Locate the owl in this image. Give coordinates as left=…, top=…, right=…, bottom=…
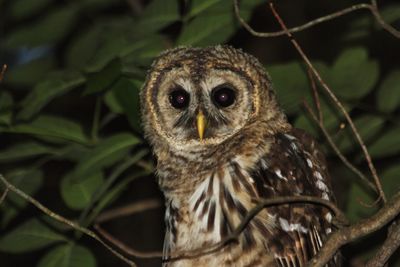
left=140, top=46, right=340, bottom=267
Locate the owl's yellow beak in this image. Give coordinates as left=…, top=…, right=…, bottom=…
left=196, top=110, right=206, bottom=140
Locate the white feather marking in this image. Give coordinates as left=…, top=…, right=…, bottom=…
left=326, top=227, right=332, bottom=234
left=314, top=171, right=323, bottom=180
left=314, top=225, right=323, bottom=247
left=275, top=169, right=288, bottom=181
left=316, top=180, right=329, bottom=192
left=260, top=158, right=268, bottom=170
left=279, top=218, right=308, bottom=233
left=306, top=158, right=313, bottom=168
left=284, top=134, right=296, bottom=140
left=325, top=212, right=333, bottom=222
left=322, top=192, right=330, bottom=200
left=291, top=143, right=298, bottom=151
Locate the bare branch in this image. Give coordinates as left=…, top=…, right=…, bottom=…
left=233, top=0, right=371, bottom=37
left=267, top=2, right=387, bottom=204
left=95, top=195, right=345, bottom=262
left=306, top=69, right=323, bottom=122
left=309, top=192, right=400, bottom=267
left=95, top=199, right=162, bottom=223
left=303, top=101, right=377, bottom=193
left=369, top=0, right=400, bottom=38
left=365, top=222, right=400, bottom=267
left=94, top=224, right=164, bottom=258
left=0, top=187, right=9, bottom=205
left=164, top=196, right=346, bottom=262
left=233, top=0, right=400, bottom=39
left=0, top=174, right=137, bottom=267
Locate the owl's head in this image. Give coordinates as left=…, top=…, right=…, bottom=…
left=140, top=46, right=285, bottom=154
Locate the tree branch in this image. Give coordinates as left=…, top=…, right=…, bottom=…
left=95, top=198, right=161, bottom=223
left=266, top=2, right=387, bottom=204
left=309, top=192, right=400, bottom=267
left=365, top=221, right=400, bottom=267
left=0, top=174, right=137, bottom=267
left=233, top=0, right=400, bottom=39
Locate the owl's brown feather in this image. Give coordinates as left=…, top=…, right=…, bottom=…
left=140, top=46, right=340, bottom=266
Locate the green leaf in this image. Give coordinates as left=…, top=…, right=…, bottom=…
left=84, top=60, right=121, bottom=95
left=188, top=0, right=221, bottom=18
left=346, top=182, right=376, bottom=223
left=84, top=38, right=125, bottom=73
left=381, top=164, right=400, bottom=200
left=177, top=0, right=262, bottom=46
left=120, top=35, right=167, bottom=67
left=268, top=62, right=310, bottom=115
left=61, top=172, right=104, bottom=210
left=0, top=91, right=13, bottom=126
left=108, top=78, right=142, bottom=131
left=85, top=169, right=150, bottom=225
left=66, top=26, right=103, bottom=68
left=335, top=115, right=385, bottom=153
left=177, top=1, right=232, bottom=46
left=4, top=5, right=80, bottom=47
left=294, top=93, right=351, bottom=139
left=328, top=47, right=379, bottom=99
left=0, top=142, right=56, bottom=162
left=377, top=70, right=400, bottom=113
left=368, top=126, right=400, bottom=158
left=0, top=169, right=43, bottom=227
left=38, top=244, right=96, bottom=267
left=380, top=4, right=400, bottom=25
left=0, top=218, right=66, bottom=253
left=104, top=91, right=123, bottom=114
left=17, top=70, right=85, bottom=120
left=9, top=0, right=52, bottom=20
left=9, top=115, right=89, bottom=144
left=135, top=0, right=180, bottom=32
left=71, top=133, right=140, bottom=180
left=5, top=57, right=55, bottom=87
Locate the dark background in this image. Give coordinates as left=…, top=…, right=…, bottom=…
left=0, top=0, right=399, bottom=266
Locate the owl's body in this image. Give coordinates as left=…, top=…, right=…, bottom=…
left=141, top=46, right=339, bottom=266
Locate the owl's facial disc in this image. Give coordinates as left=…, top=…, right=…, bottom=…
left=152, top=67, right=255, bottom=149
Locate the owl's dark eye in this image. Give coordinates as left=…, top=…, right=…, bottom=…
left=211, top=85, right=236, bottom=108
left=169, top=88, right=190, bottom=109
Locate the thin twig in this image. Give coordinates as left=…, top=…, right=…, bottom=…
left=0, top=187, right=9, bottom=205
left=79, top=150, right=149, bottom=226
left=0, top=174, right=137, bottom=267
left=307, top=69, right=323, bottom=122
left=267, top=2, right=387, bottom=204
left=95, top=199, right=162, bottom=223
left=369, top=0, right=400, bottom=38
left=233, top=0, right=400, bottom=39
left=95, top=224, right=164, bottom=258
left=365, top=222, right=400, bottom=267
left=94, top=195, right=345, bottom=261
left=309, top=192, right=400, bottom=267
left=233, top=0, right=371, bottom=37
left=164, top=195, right=347, bottom=262
left=303, top=101, right=377, bottom=193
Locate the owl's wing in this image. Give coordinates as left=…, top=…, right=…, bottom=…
left=249, top=128, right=339, bottom=267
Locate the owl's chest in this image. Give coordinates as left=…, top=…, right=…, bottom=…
left=162, top=159, right=277, bottom=266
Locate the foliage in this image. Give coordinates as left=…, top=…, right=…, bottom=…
left=0, top=0, right=399, bottom=266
